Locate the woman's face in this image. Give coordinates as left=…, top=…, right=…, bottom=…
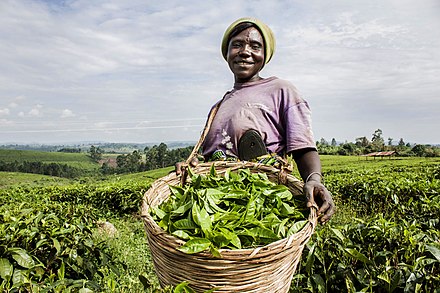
left=227, top=27, right=265, bottom=83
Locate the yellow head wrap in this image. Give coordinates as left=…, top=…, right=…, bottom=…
left=221, top=17, right=276, bottom=65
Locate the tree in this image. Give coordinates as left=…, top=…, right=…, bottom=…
left=355, top=137, right=369, bottom=148
left=388, top=137, right=393, bottom=146
left=337, top=142, right=358, bottom=155
left=398, top=138, right=405, bottom=147
left=331, top=138, right=337, bottom=146
left=411, top=144, right=426, bottom=157
left=115, top=150, right=143, bottom=173
left=371, top=129, right=385, bottom=151
left=157, top=143, right=168, bottom=167
left=88, top=145, right=103, bottom=162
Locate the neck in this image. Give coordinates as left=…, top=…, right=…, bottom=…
left=235, top=75, right=263, bottom=83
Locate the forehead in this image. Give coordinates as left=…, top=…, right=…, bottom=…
left=230, top=27, right=264, bottom=43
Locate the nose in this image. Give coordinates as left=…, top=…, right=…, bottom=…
left=238, top=44, right=251, bottom=56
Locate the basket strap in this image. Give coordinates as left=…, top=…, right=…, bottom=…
left=185, top=92, right=230, bottom=164
left=180, top=92, right=229, bottom=186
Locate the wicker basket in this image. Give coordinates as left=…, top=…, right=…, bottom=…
left=140, top=160, right=317, bottom=292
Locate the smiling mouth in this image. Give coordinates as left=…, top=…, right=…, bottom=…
left=235, top=61, right=254, bottom=66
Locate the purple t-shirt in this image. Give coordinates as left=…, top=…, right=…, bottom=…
left=202, top=76, right=316, bottom=159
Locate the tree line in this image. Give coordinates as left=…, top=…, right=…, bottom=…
left=0, top=161, right=82, bottom=178
left=100, top=143, right=193, bottom=174
left=317, top=129, right=439, bottom=157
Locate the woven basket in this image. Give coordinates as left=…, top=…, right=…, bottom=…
left=140, top=160, right=317, bottom=293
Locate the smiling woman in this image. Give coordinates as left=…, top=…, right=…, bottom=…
left=194, top=17, right=336, bottom=224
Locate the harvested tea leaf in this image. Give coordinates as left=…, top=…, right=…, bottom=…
left=150, top=167, right=308, bottom=253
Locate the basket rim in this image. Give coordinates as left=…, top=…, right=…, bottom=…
left=141, top=160, right=317, bottom=257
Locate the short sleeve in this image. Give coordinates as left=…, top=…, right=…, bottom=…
left=284, top=101, right=317, bottom=153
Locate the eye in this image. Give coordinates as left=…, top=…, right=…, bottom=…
left=251, top=43, right=262, bottom=50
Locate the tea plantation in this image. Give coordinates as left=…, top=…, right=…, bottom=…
left=1, top=156, right=439, bottom=292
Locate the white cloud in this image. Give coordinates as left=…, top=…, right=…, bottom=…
left=61, top=109, right=76, bottom=118
left=0, top=108, right=10, bottom=116
left=0, top=118, right=13, bottom=126
left=28, top=105, right=43, bottom=117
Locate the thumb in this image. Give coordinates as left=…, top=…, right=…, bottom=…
left=304, top=183, right=315, bottom=206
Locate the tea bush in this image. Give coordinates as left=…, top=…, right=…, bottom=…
left=292, top=161, right=440, bottom=292
left=0, top=202, right=121, bottom=292
left=2, top=157, right=439, bottom=292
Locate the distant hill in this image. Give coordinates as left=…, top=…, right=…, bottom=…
left=0, top=141, right=196, bottom=153
left=0, top=149, right=99, bottom=172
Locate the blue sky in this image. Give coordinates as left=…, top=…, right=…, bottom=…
left=1, top=0, right=439, bottom=145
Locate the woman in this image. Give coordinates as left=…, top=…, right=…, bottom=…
left=182, top=17, right=335, bottom=224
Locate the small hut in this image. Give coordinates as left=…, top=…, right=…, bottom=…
left=362, top=151, right=397, bottom=160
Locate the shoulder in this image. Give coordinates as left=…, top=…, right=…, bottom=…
left=266, top=77, right=305, bottom=103
left=267, top=77, right=299, bottom=90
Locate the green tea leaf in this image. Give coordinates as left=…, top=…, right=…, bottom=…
left=0, top=258, right=12, bottom=280
left=426, top=243, right=440, bottom=261
left=287, top=220, right=308, bottom=236
left=312, top=274, right=325, bottom=292
left=330, top=228, right=345, bottom=242
left=173, top=218, right=198, bottom=230
left=178, top=238, right=211, bottom=254
left=305, top=243, right=316, bottom=274
left=174, top=281, right=196, bottom=293
left=247, top=227, right=278, bottom=240
left=52, top=237, right=61, bottom=254
left=198, top=208, right=212, bottom=235
left=280, top=202, right=296, bottom=215
left=172, top=230, right=191, bottom=240
left=209, top=164, right=217, bottom=177
left=57, top=261, right=65, bottom=280
left=344, top=248, right=372, bottom=264
left=9, top=248, right=35, bottom=269
left=12, top=269, right=25, bottom=286
left=169, top=185, right=186, bottom=198
left=171, top=201, right=193, bottom=217
left=152, top=207, right=166, bottom=219
left=209, top=245, right=222, bottom=258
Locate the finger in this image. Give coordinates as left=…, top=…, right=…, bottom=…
left=190, top=157, right=199, bottom=167
left=319, top=204, right=336, bottom=224
left=317, top=198, right=330, bottom=216
left=175, top=163, right=181, bottom=175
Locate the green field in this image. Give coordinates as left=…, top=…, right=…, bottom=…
left=0, top=149, right=100, bottom=171
left=0, top=171, right=73, bottom=189
left=1, top=155, right=439, bottom=292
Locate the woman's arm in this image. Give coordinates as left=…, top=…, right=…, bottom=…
left=290, top=148, right=336, bottom=224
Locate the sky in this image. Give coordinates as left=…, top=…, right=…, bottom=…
left=1, top=0, right=439, bottom=145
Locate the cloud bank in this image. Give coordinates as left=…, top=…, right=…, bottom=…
left=0, top=0, right=439, bottom=144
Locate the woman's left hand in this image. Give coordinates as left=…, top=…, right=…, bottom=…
left=304, top=180, right=336, bottom=224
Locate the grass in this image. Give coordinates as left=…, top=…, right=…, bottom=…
left=95, top=216, right=158, bottom=292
